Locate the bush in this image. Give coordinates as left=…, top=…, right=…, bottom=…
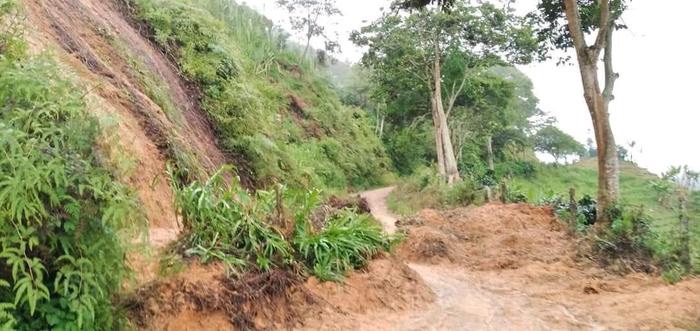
left=503, top=183, right=528, bottom=203
left=387, top=166, right=483, bottom=215
left=171, top=167, right=396, bottom=280
left=294, top=209, right=398, bottom=281
left=0, top=57, right=140, bottom=329
left=495, top=160, right=538, bottom=179
left=172, top=167, right=293, bottom=271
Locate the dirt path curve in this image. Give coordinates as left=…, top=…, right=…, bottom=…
left=359, top=187, right=601, bottom=331
left=360, top=187, right=398, bottom=234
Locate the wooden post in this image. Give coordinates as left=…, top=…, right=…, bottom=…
left=500, top=182, right=507, bottom=204
left=569, top=188, right=577, bottom=226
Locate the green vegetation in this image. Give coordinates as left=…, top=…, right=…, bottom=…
left=0, top=4, right=140, bottom=328
left=170, top=167, right=397, bottom=281
left=294, top=209, right=398, bottom=281
left=387, top=166, right=483, bottom=216
left=515, top=160, right=700, bottom=273
left=128, top=0, right=392, bottom=190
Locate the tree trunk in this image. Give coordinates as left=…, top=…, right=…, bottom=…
left=432, top=93, right=446, bottom=177
left=579, top=61, right=619, bottom=226
left=432, top=41, right=460, bottom=184
left=486, top=135, right=494, bottom=171
left=378, top=115, right=385, bottom=138
left=563, top=0, right=619, bottom=226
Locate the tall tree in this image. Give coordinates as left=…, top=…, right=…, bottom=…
left=276, top=0, right=341, bottom=59
left=353, top=1, right=537, bottom=183
left=534, top=0, right=628, bottom=225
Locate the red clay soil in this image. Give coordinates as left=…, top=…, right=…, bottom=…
left=390, top=203, right=700, bottom=330
left=128, top=256, right=434, bottom=331
left=23, top=0, right=231, bottom=249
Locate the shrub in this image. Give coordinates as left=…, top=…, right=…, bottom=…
left=172, top=167, right=293, bottom=271
left=0, top=57, right=140, bottom=329
left=504, top=183, right=528, bottom=203
left=293, top=209, right=398, bottom=281
left=171, top=166, right=397, bottom=280
left=387, top=166, right=484, bottom=215
left=495, top=160, right=538, bottom=179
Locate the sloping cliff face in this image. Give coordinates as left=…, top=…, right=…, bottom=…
left=24, top=0, right=230, bottom=243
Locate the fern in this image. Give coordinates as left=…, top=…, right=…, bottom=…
left=0, top=53, right=140, bottom=329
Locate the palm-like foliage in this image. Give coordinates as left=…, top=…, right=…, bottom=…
left=294, top=209, right=399, bottom=281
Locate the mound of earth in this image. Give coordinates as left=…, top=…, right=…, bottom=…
left=397, top=204, right=569, bottom=270
left=393, top=203, right=700, bottom=330
left=126, top=255, right=434, bottom=331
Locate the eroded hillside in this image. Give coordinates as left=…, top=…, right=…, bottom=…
left=25, top=0, right=230, bottom=245
left=23, top=0, right=391, bottom=244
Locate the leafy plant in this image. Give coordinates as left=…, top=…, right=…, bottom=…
left=172, top=167, right=293, bottom=272
left=294, top=209, right=398, bottom=281
left=171, top=165, right=397, bottom=281
left=0, top=55, right=140, bottom=329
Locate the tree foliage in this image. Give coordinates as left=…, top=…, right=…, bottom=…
left=353, top=0, right=540, bottom=181
left=276, top=0, right=342, bottom=58
left=533, top=125, right=585, bottom=163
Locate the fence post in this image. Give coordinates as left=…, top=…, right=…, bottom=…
left=500, top=182, right=507, bottom=204
left=569, top=188, right=577, bottom=226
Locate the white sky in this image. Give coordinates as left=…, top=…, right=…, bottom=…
left=247, top=0, right=700, bottom=175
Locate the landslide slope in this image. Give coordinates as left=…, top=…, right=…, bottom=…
left=23, top=0, right=391, bottom=245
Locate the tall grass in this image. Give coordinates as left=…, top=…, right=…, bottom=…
left=518, top=161, right=700, bottom=274
left=294, top=209, right=399, bottom=281
left=172, top=167, right=292, bottom=271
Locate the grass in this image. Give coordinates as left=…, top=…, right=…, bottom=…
left=387, top=166, right=485, bottom=216
left=126, top=0, right=393, bottom=191
left=170, top=166, right=397, bottom=280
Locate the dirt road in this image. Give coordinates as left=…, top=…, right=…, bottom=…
left=359, top=187, right=700, bottom=331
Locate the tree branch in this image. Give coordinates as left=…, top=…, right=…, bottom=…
left=563, top=0, right=588, bottom=52
left=445, top=67, right=470, bottom=118
left=592, top=0, right=611, bottom=52
left=602, top=25, right=617, bottom=103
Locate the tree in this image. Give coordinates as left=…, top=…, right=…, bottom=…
left=353, top=1, right=538, bottom=184
left=533, top=125, right=585, bottom=164
left=276, top=0, right=341, bottom=59
left=534, top=0, right=628, bottom=225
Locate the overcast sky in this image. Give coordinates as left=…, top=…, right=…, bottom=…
left=247, top=0, right=700, bottom=175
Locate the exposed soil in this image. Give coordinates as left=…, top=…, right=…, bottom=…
left=127, top=256, right=434, bottom=331
left=23, top=0, right=232, bottom=250
left=353, top=187, right=700, bottom=330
